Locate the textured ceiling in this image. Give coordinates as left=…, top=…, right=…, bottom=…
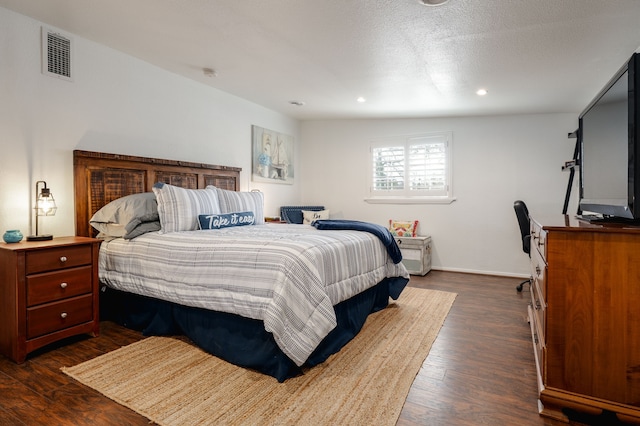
left=2, top=0, right=640, bottom=120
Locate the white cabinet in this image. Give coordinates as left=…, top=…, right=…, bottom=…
left=395, top=236, right=432, bottom=276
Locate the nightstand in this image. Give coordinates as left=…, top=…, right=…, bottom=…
left=0, top=236, right=101, bottom=363
left=395, top=236, right=432, bottom=276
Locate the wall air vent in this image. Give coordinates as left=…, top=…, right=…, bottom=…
left=41, top=27, right=73, bottom=81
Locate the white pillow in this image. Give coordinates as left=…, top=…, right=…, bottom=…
left=152, top=183, right=220, bottom=233
left=212, top=187, right=265, bottom=225
left=302, top=209, right=330, bottom=225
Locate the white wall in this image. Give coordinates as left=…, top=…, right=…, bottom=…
left=300, top=114, right=580, bottom=276
left=0, top=7, right=300, bottom=238
left=1, top=6, right=582, bottom=278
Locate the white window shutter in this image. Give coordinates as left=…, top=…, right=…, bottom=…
left=369, top=132, right=452, bottom=200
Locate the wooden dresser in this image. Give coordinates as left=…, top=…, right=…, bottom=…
left=528, top=215, right=640, bottom=423
left=0, top=236, right=101, bottom=362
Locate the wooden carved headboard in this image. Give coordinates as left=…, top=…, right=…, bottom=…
left=73, top=150, right=242, bottom=237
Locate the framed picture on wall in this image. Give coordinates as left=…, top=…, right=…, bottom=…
left=252, top=125, right=294, bottom=184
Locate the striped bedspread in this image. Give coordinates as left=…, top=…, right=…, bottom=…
left=99, top=223, right=409, bottom=366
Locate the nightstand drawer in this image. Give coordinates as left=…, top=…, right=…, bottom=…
left=26, top=266, right=93, bottom=307
left=25, top=245, right=92, bottom=274
left=26, top=294, right=94, bottom=339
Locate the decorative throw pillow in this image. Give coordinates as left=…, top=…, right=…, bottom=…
left=198, top=211, right=255, bottom=230
left=90, top=192, right=159, bottom=237
left=302, top=209, right=330, bottom=225
left=212, top=187, right=265, bottom=225
left=388, top=219, right=419, bottom=237
left=153, top=183, right=220, bottom=233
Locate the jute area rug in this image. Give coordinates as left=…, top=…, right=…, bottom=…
left=62, top=287, right=456, bottom=426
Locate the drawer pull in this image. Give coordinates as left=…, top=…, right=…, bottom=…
left=60, top=312, right=68, bottom=319
left=60, top=282, right=68, bottom=289
left=60, top=256, right=68, bottom=263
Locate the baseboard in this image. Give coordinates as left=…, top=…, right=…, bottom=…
left=431, top=266, right=529, bottom=279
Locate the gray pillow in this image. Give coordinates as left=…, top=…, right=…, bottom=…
left=90, top=192, right=159, bottom=237
left=124, top=221, right=161, bottom=239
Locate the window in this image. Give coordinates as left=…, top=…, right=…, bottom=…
left=367, top=131, right=454, bottom=204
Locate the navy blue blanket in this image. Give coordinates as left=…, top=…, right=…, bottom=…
left=312, top=219, right=403, bottom=264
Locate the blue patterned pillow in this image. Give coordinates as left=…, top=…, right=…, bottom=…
left=198, top=211, right=255, bottom=230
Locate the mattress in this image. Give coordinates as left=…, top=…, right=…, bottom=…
left=99, top=223, right=409, bottom=366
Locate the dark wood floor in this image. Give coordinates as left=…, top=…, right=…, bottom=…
left=0, top=271, right=631, bottom=425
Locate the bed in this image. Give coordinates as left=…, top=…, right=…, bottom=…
left=74, top=150, right=409, bottom=381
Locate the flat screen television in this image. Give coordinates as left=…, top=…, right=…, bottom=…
left=579, top=52, right=640, bottom=222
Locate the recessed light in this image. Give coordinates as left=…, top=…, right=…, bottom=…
left=357, top=97, right=366, bottom=103
left=419, top=0, right=450, bottom=5
left=203, top=68, right=217, bottom=77
left=476, top=89, right=488, bottom=96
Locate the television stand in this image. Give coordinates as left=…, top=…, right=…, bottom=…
left=529, top=215, right=640, bottom=423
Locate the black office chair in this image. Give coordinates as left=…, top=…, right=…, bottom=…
left=513, top=200, right=532, bottom=292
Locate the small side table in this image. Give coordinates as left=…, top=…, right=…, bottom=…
left=395, top=236, right=432, bottom=276
left=0, top=236, right=101, bottom=363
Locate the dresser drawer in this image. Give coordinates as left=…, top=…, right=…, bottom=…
left=25, top=245, right=92, bottom=275
left=530, top=242, right=547, bottom=303
left=26, top=294, right=94, bottom=339
left=530, top=276, right=546, bottom=345
left=26, top=266, right=93, bottom=307
left=528, top=303, right=545, bottom=365
left=530, top=221, right=547, bottom=261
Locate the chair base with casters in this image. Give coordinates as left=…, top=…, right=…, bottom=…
left=516, top=278, right=531, bottom=292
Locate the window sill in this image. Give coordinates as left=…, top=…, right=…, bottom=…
left=364, top=196, right=456, bottom=205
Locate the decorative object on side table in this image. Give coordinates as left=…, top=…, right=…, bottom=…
left=388, top=219, right=419, bottom=237
left=3, top=229, right=23, bottom=243
left=264, top=216, right=283, bottom=223
left=27, top=180, right=57, bottom=241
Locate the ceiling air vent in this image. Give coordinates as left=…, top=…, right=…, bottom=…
left=41, top=27, right=73, bottom=81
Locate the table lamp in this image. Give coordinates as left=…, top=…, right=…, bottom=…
left=27, top=180, right=57, bottom=241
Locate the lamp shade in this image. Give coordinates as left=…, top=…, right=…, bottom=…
left=27, top=180, right=56, bottom=241
left=35, top=187, right=57, bottom=216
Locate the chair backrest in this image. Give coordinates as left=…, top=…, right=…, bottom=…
left=280, top=205, right=325, bottom=224
left=513, top=200, right=531, bottom=255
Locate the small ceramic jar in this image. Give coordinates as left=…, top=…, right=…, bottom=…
left=3, top=229, right=23, bottom=243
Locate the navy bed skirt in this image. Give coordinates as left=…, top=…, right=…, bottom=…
left=100, top=276, right=408, bottom=382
